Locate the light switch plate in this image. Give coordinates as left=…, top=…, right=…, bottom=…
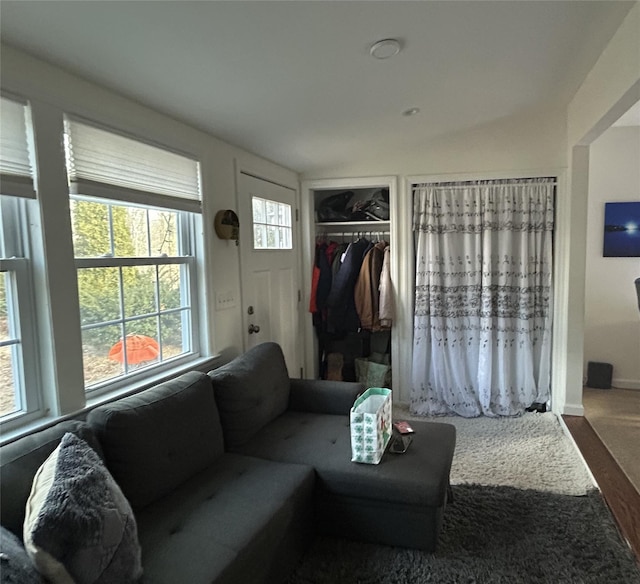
left=215, top=290, right=236, bottom=310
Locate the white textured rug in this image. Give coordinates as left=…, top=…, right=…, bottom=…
left=395, top=406, right=595, bottom=495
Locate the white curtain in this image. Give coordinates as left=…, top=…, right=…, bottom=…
left=411, top=179, right=554, bottom=417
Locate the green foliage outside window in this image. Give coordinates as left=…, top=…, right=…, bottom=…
left=72, top=199, right=184, bottom=355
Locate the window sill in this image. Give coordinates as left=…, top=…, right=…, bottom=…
left=84, top=354, right=221, bottom=409
left=0, top=354, right=221, bottom=446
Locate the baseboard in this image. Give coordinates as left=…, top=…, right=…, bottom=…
left=562, top=403, right=585, bottom=416
left=611, top=379, right=640, bottom=390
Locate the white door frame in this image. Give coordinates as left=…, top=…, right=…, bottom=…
left=300, top=176, right=403, bottom=395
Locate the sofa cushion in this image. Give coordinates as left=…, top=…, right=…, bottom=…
left=135, top=453, right=315, bottom=584
left=232, top=412, right=456, bottom=508
left=23, top=433, right=142, bottom=584
left=0, top=420, right=102, bottom=539
left=0, top=526, right=45, bottom=584
left=88, top=371, right=223, bottom=510
left=208, top=342, right=290, bottom=449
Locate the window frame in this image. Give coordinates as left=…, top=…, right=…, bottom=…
left=0, top=196, right=42, bottom=426
left=0, top=98, right=212, bottom=440
left=71, top=197, right=201, bottom=396
left=63, top=117, right=205, bottom=397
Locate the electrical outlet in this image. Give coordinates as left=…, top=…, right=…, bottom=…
left=215, top=290, right=236, bottom=310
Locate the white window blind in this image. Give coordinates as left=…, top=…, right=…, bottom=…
left=0, top=96, right=36, bottom=199
left=64, top=118, right=202, bottom=213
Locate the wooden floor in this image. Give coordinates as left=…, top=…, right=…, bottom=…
left=563, top=415, right=640, bottom=561
left=583, top=387, right=640, bottom=493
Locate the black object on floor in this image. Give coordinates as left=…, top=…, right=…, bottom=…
left=586, top=361, right=613, bottom=389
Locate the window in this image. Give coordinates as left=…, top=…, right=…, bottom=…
left=252, top=196, right=292, bottom=249
left=64, top=118, right=202, bottom=392
left=0, top=96, right=39, bottom=421
left=0, top=214, right=28, bottom=418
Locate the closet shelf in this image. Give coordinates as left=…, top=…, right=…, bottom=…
left=315, top=220, right=390, bottom=228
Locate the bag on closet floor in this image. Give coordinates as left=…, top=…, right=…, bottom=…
left=355, top=357, right=390, bottom=388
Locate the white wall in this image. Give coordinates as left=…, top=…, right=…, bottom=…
left=301, top=3, right=640, bottom=417
left=302, top=87, right=569, bottom=410
left=302, top=106, right=567, bottom=180
left=585, top=126, right=640, bottom=389
left=4, top=2, right=638, bottom=418
left=559, top=3, right=640, bottom=415
left=0, top=45, right=299, bottom=419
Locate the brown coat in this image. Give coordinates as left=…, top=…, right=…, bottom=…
left=354, top=242, right=388, bottom=331
left=379, top=245, right=393, bottom=328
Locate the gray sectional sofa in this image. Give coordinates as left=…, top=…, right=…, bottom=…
left=0, top=342, right=456, bottom=584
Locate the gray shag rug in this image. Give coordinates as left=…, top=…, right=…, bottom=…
left=395, top=408, right=595, bottom=495
left=287, top=485, right=640, bottom=584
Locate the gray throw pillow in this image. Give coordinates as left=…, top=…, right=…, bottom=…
left=23, top=432, right=142, bottom=584
left=0, top=526, right=44, bottom=584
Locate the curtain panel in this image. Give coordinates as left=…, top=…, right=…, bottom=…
left=411, top=179, right=554, bottom=417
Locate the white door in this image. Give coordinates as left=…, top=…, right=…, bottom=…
left=237, top=172, right=301, bottom=376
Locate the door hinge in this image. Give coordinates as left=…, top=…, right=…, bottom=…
left=295, top=208, right=299, bottom=221
left=298, top=289, right=302, bottom=302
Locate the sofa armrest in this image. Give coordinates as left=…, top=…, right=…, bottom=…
left=288, top=378, right=365, bottom=415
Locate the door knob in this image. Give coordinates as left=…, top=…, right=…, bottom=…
left=248, top=324, right=261, bottom=334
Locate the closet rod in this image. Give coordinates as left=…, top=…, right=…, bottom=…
left=413, top=181, right=557, bottom=189
left=320, top=232, right=390, bottom=237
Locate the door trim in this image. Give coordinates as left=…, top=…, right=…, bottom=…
left=300, top=176, right=401, bottom=393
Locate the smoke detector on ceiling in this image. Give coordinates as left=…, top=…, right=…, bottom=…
left=369, top=39, right=402, bottom=60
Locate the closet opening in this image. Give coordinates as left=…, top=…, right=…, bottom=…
left=409, top=177, right=556, bottom=417
left=309, top=187, right=393, bottom=388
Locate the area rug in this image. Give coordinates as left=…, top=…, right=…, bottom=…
left=395, top=407, right=595, bottom=495
left=287, top=484, right=640, bottom=584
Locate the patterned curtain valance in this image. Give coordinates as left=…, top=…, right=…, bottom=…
left=412, top=178, right=555, bottom=234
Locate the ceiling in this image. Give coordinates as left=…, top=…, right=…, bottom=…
left=0, top=1, right=635, bottom=174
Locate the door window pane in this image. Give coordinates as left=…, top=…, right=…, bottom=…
left=252, top=197, right=292, bottom=250
left=254, top=224, right=266, bottom=249
left=252, top=198, right=265, bottom=223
